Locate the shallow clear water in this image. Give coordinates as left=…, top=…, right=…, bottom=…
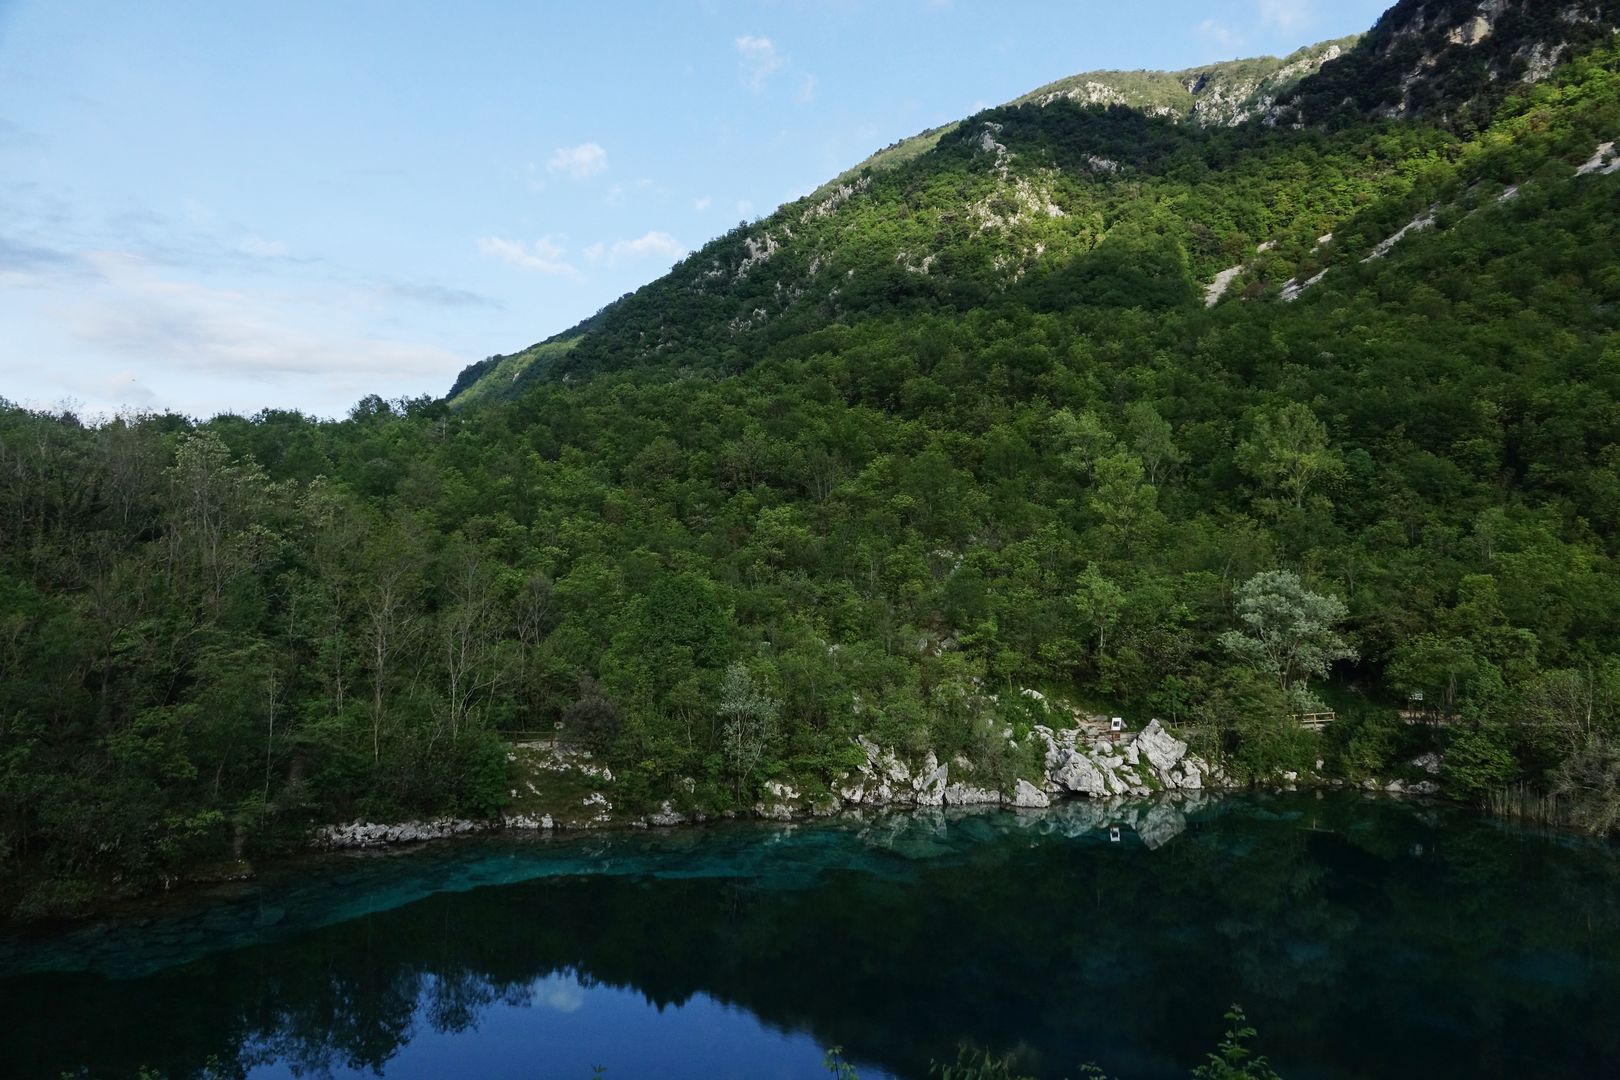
left=3, top=791, right=1618, bottom=1079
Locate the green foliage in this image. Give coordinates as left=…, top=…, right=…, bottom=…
left=1192, top=1006, right=1283, bottom=1080
left=719, top=661, right=782, bottom=799
left=1218, top=571, right=1356, bottom=711
left=1442, top=724, right=1520, bottom=802
left=7, top=20, right=1620, bottom=913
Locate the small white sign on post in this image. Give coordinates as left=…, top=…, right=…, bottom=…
left=1110, top=717, right=1124, bottom=732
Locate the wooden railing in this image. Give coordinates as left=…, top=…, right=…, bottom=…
left=1294, top=711, right=1337, bottom=731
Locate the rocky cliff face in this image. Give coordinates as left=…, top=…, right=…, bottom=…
left=1276, top=0, right=1620, bottom=126
left=1014, top=40, right=1355, bottom=128
left=752, top=718, right=1223, bottom=821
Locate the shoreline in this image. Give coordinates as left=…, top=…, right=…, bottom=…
left=315, top=717, right=1229, bottom=851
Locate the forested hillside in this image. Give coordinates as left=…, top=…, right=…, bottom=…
left=4, top=0, right=1620, bottom=918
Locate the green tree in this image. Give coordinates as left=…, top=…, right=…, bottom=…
left=1236, top=403, right=1345, bottom=511
left=719, top=662, right=781, bottom=800
left=1219, top=571, right=1355, bottom=712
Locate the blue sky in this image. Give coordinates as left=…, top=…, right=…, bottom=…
left=0, top=0, right=1391, bottom=419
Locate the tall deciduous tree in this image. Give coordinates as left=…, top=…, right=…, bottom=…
left=1219, top=571, right=1356, bottom=712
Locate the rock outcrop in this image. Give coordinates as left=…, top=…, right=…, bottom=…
left=1011, top=779, right=1051, bottom=808
left=316, top=714, right=1225, bottom=851
left=838, top=714, right=1219, bottom=814
left=315, top=818, right=486, bottom=849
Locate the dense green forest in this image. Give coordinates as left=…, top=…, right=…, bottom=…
left=4, top=0, right=1620, bottom=918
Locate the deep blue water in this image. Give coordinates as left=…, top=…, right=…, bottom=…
left=2, top=791, right=1618, bottom=1079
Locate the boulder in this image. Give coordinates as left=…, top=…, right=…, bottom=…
left=943, top=782, right=1001, bottom=806
left=1053, top=754, right=1108, bottom=798
left=1136, top=719, right=1187, bottom=771
left=648, top=801, right=686, bottom=827
left=1011, top=779, right=1050, bottom=808
left=754, top=800, right=796, bottom=821
left=1032, top=726, right=1064, bottom=771
left=1412, top=752, right=1442, bottom=775
left=914, top=754, right=949, bottom=807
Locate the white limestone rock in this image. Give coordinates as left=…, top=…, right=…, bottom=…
left=914, top=753, right=950, bottom=807
left=1412, top=752, right=1442, bottom=775
left=1053, top=754, right=1108, bottom=798
left=648, top=801, right=686, bottom=827
left=1136, top=720, right=1188, bottom=772
left=1012, top=779, right=1050, bottom=808
left=943, top=782, right=1002, bottom=806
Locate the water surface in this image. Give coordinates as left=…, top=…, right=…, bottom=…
left=3, top=792, right=1617, bottom=1079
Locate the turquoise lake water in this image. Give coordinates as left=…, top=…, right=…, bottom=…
left=2, top=791, right=1617, bottom=1078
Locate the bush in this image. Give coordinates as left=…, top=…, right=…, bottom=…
left=1442, top=723, right=1519, bottom=802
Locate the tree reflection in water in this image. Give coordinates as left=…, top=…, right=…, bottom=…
left=3, top=792, right=1618, bottom=1079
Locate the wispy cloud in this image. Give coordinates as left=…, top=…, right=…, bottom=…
left=583, top=230, right=684, bottom=267
left=0, top=233, right=85, bottom=278
left=605, top=177, right=656, bottom=207
left=694, top=195, right=713, bottom=212
left=735, top=35, right=785, bottom=92
left=1257, top=0, right=1311, bottom=31
left=66, top=252, right=466, bottom=381
left=0, top=117, right=46, bottom=150
left=383, top=281, right=504, bottom=310
left=795, top=73, right=818, bottom=104
left=1198, top=18, right=1245, bottom=54
left=614, top=230, right=683, bottom=260
left=531, top=976, right=586, bottom=1015
left=547, top=142, right=608, bottom=180
left=477, top=235, right=577, bottom=276
left=237, top=235, right=288, bottom=258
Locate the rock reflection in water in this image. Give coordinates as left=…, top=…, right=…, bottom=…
left=2, top=791, right=1618, bottom=1080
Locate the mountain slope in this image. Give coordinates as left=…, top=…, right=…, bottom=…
left=449, top=0, right=1620, bottom=408
left=5, top=0, right=1620, bottom=918
left=1010, top=38, right=1356, bottom=125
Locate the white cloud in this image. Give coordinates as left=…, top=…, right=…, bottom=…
left=238, top=235, right=288, bottom=258
left=694, top=195, right=713, bottom=212
left=1198, top=18, right=1245, bottom=53
left=547, top=142, right=608, bottom=180
left=605, top=177, right=656, bottom=207
left=55, top=368, right=159, bottom=409
left=64, top=252, right=466, bottom=383
left=477, top=235, right=577, bottom=276
left=531, top=976, right=586, bottom=1014
left=736, top=199, right=755, bottom=220
left=616, top=230, right=683, bottom=260
left=735, top=35, right=785, bottom=92
left=795, top=74, right=818, bottom=104
left=584, top=230, right=685, bottom=267
left=1257, top=0, right=1310, bottom=31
